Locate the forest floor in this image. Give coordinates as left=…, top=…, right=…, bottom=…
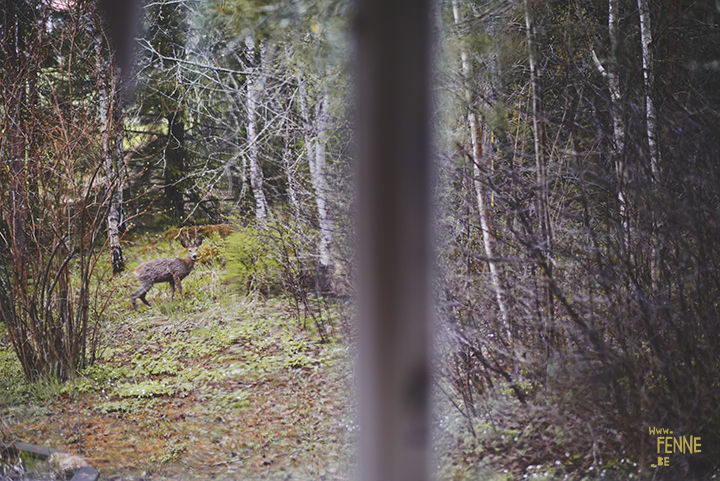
left=0, top=263, right=357, bottom=480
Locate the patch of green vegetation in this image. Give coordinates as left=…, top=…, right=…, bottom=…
left=132, top=353, right=182, bottom=376
left=115, top=380, right=177, bottom=398
left=223, top=225, right=284, bottom=294
left=96, top=397, right=158, bottom=414
left=213, top=389, right=252, bottom=412
left=284, top=338, right=323, bottom=369
left=151, top=437, right=188, bottom=465
left=55, top=363, right=127, bottom=396
left=0, top=345, right=32, bottom=403
left=166, top=366, right=226, bottom=392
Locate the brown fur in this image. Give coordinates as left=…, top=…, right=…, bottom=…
left=131, top=238, right=203, bottom=311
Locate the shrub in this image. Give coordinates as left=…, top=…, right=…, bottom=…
left=223, top=225, right=284, bottom=295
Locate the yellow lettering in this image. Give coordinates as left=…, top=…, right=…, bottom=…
left=693, top=437, right=701, bottom=453
left=657, top=436, right=664, bottom=453
left=649, top=426, right=657, bottom=435
left=683, top=436, right=692, bottom=453
left=665, top=437, right=674, bottom=454
left=658, top=456, right=664, bottom=466
left=674, top=437, right=683, bottom=453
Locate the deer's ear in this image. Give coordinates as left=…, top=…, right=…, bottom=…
left=195, top=237, right=204, bottom=247
left=180, top=238, right=188, bottom=248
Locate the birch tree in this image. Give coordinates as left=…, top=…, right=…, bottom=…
left=244, top=36, right=269, bottom=221
left=451, top=0, right=510, bottom=339
left=94, top=9, right=126, bottom=274
left=591, top=0, right=628, bottom=249
left=312, top=92, right=334, bottom=278
left=637, top=0, right=659, bottom=180
left=297, top=72, right=338, bottom=288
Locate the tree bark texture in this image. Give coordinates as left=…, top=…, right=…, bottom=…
left=245, top=36, right=269, bottom=221
left=313, top=94, right=333, bottom=269
left=95, top=13, right=126, bottom=274
left=524, top=0, right=552, bottom=256
left=637, top=0, right=660, bottom=180
left=592, top=0, right=629, bottom=250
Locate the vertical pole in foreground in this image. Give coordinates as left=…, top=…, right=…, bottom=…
left=354, top=1, right=432, bottom=481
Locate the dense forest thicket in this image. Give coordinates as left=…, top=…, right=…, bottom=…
left=1, top=0, right=720, bottom=478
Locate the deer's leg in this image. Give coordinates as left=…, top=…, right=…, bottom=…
left=169, top=278, right=176, bottom=300
left=174, top=275, right=184, bottom=299
left=131, top=281, right=154, bottom=310
left=131, top=286, right=143, bottom=311
left=139, top=290, right=151, bottom=306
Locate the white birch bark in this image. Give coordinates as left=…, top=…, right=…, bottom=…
left=245, top=36, right=269, bottom=221
left=298, top=77, right=316, bottom=182
left=225, top=69, right=249, bottom=205
left=299, top=77, right=333, bottom=271
left=95, top=21, right=125, bottom=274
left=452, top=0, right=510, bottom=338
left=313, top=93, right=333, bottom=269
left=592, top=0, right=628, bottom=247
left=524, top=0, right=552, bottom=255
left=637, top=0, right=660, bottom=180
left=637, top=0, right=661, bottom=284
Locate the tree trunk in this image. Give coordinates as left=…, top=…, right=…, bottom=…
left=245, top=36, right=269, bottom=221
left=637, top=0, right=661, bottom=285
left=95, top=14, right=125, bottom=274
left=282, top=135, right=300, bottom=220
left=638, top=0, right=660, bottom=180
left=666, top=0, right=682, bottom=85
left=452, top=0, right=510, bottom=340
left=165, top=115, right=186, bottom=221
left=298, top=76, right=316, bottom=185
left=299, top=77, right=334, bottom=290
left=314, top=94, right=333, bottom=265
left=354, top=0, right=432, bottom=477
left=524, top=0, right=556, bottom=340
left=524, top=0, right=552, bottom=255
left=592, top=0, right=628, bottom=250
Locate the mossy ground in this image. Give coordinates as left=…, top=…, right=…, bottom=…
left=0, top=243, right=356, bottom=480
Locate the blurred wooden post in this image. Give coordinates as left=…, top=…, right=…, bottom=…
left=354, top=1, right=432, bottom=481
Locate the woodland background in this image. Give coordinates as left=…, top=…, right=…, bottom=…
left=1, top=0, right=720, bottom=479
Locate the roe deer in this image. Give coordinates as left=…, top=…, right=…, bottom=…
left=131, top=236, right=203, bottom=311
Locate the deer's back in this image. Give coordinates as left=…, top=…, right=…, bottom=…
left=134, top=257, right=192, bottom=282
